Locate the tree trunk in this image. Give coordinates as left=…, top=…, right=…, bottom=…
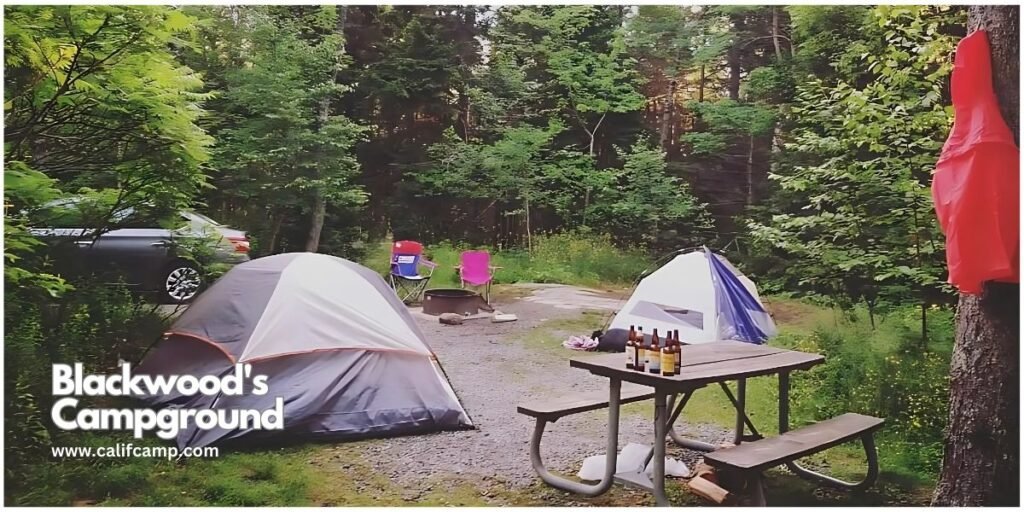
left=524, top=196, right=532, bottom=254
left=698, top=64, right=706, bottom=103
left=771, top=6, right=783, bottom=60
left=659, top=80, right=676, bottom=151
left=305, top=195, right=326, bottom=252
left=457, top=78, right=471, bottom=140
left=581, top=112, right=605, bottom=228
left=746, top=133, right=755, bottom=205
left=727, top=13, right=743, bottom=101
left=727, top=45, right=741, bottom=101
left=265, top=210, right=284, bottom=255
left=921, top=302, right=928, bottom=344
left=932, top=6, right=1019, bottom=506
left=305, top=6, right=348, bottom=253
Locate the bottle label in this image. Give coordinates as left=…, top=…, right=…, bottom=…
left=626, top=345, right=635, bottom=367
left=649, top=350, right=660, bottom=372
left=675, top=350, right=681, bottom=372
left=637, top=347, right=646, bottom=368
left=661, top=350, right=673, bottom=375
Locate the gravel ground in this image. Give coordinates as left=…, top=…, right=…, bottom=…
left=357, top=288, right=732, bottom=488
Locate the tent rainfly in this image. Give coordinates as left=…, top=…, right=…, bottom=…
left=136, top=252, right=473, bottom=448
left=609, top=247, right=777, bottom=344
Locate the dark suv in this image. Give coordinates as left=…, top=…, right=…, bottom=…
left=30, top=204, right=249, bottom=303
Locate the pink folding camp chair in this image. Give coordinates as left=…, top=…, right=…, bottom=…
left=455, top=250, right=500, bottom=303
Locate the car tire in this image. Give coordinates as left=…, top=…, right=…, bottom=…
left=160, top=261, right=203, bottom=304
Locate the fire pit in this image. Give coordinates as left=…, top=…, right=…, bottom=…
left=422, top=288, right=486, bottom=316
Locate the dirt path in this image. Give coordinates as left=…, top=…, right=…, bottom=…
left=348, top=285, right=731, bottom=494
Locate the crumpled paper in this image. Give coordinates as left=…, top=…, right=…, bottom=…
left=562, top=335, right=598, bottom=351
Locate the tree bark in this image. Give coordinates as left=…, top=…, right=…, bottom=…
left=932, top=6, right=1019, bottom=507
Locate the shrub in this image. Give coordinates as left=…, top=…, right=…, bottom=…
left=361, top=231, right=651, bottom=288
left=778, top=304, right=953, bottom=480
left=4, top=282, right=170, bottom=494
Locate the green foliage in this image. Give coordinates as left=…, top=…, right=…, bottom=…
left=743, top=65, right=796, bottom=104
left=787, top=6, right=873, bottom=78
left=588, top=140, right=713, bottom=249
left=680, top=100, right=777, bottom=160
left=496, top=6, right=644, bottom=156
left=207, top=7, right=367, bottom=254
left=5, top=5, right=212, bottom=215
left=748, top=6, right=961, bottom=314
left=3, top=163, right=72, bottom=297
left=4, top=283, right=169, bottom=491
left=419, top=122, right=571, bottom=217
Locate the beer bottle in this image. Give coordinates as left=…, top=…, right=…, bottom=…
left=635, top=326, right=645, bottom=372
left=673, top=329, right=682, bottom=374
left=626, top=325, right=636, bottom=370
left=661, top=338, right=674, bottom=377
left=649, top=329, right=661, bottom=374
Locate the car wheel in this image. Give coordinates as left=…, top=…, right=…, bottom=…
left=161, top=262, right=203, bottom=303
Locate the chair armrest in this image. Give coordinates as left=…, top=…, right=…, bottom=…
left=453, top=265, right=463, bottom=270
left=420, top=259, right=438, bottom=269
left=490, top=266, right=503, bottom=270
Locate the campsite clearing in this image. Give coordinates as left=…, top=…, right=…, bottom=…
left=21, top=285, right=934, bottom=506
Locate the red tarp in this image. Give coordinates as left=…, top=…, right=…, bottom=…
left=932, top=30, right=1019, bottom=295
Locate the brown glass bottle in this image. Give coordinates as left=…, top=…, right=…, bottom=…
left=635, top=326, right=645, bottom=372
left=673, top=329, right=682, bottom=374
left=626, top=325, right=636, bottom=370
left=661, top=340, right=674, bottom=376
left=649, top=329, right=661, bottom=374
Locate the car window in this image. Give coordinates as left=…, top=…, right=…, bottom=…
left=36, top=197, right=182, bottom=230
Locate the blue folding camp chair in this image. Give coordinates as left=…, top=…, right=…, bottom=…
left=389, top=240, right=436, bottom=303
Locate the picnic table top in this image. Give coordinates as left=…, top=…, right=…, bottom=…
left=569, top=341, right=824, bottom=389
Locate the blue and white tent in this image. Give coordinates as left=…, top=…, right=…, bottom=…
left=609, top=248, right=777, bottom=345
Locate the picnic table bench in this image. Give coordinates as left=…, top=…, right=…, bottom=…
left=516, top=341, right=884, bottom=506
left=517, top=382, right=660, bottom=497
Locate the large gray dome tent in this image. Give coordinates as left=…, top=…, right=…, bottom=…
left=136, top=252, right=473, bottom=448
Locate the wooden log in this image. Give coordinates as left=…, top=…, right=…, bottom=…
left=439, top=313, right=464, bottom=325
left=687, top=475, right=732, bottom=505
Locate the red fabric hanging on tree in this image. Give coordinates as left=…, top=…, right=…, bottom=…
left=932, top=30, right=1019, bottom=295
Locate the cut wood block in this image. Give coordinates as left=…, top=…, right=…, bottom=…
left=691, top=462, right=719, bottom=484
left=687, top=475, right=732, bottom=505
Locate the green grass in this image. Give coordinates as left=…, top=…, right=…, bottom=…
left=361, top=233, right=651, bottom=288
left=519, top=310, right=610, bottom=355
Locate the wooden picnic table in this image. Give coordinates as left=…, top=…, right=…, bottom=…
left=568, top=341, right=824, bottom=506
